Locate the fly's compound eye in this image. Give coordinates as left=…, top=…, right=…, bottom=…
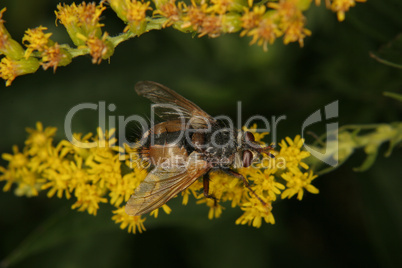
left=242, top=150, right=253, bottom=168
left=245, top=131, right=255, bottom=142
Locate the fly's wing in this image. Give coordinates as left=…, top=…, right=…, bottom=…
left=135, top=81, right=216, bottom=129
left=125, top=153, right=208, bottom=216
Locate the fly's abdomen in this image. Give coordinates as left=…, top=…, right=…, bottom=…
left=139, top=121, right=191, bottom=167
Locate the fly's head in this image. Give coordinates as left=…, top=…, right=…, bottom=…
left=233, top=131, right=274, bottom=169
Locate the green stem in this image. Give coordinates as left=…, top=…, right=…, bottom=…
left=108, top=31, right=136, bottom=47
left=61, top=17, right=167, bottom=60
left=369, top=52, right=402, bottom=69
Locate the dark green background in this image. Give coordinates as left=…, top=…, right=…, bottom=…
left=1, top=0, right=401, bottom=267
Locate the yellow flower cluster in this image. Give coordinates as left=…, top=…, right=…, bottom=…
left=316, top=0, right=367, bottom=21
left=0, top=0, right=366, bottom=86
left=0, top=122, right=318, bottom=233
left=23, top=26, right=72, bottom=71
left=0, top=122, right=148, bottom=233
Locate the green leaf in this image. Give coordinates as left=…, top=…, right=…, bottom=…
left=353, top=149, right=379, bottom=172
left=385, top=122, right=402, bottom=157
left=383, top=91, right=402, bottom=102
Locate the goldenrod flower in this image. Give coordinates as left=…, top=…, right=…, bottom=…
left=209, top=0, right=234, bottom=14
left=283, top=18, right=311, bottom=46
left=179, top=1, right=227, bottom=37
left=55, top=2, right=106, bottom=46
left=0, top=0, right=366, bottom=85
left=125, top=1, right=152, bottom=34
left=281, top=169, right=319, bottom=200
left=235, top=197, right=275, bottom=227
left=77, top=32, right=114, bottom=64
left=25, top=122, right=57, bottom=151
left=41, top=43, right=72, bottom=71
left=247, top=17, right=281, bottom=51
left=108, top=0, right=152, bottom=35
left=181, top=186, right=199, bottom=205
left=330, top=0, right=366, bottom=21
left=278, top=135, right=311, bottom=169
left=112, top=207, right=146, bottom=233
left=204, top=200, right=224, bottom=219
left=14, top=169, right=42, bottom=197
left=22, top=26, right=72, bottom=71
left=241, top=168, right=285, bottom=201
left=59, top=132, right=94, bottom=159
left=0, top=166, right=14, bottom=192
left=22, top=26, right=53, bottom=58
left=198, top=14, right=222, bottom=37
left=2, top=146, right=28, bottom=174
left=268, top=0, right=299, bottom=20
left=0, top=56, right=40, bottom=86
left=181, top=2, right=209, bottom=32
left=268, top=0, right=311, bottom=47
left=240, top=5, right=265, bottom=36
left=72, top=184, right=108, bottom=215
left=150, top=204, right=172, bottom=218
left=1, top=145, right=42, bottom=196
left=0, top=119, right=318, bottom=234
left=153, top=0, right=181, bottom=27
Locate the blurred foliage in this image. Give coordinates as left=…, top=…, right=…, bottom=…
left=370, top=34, right=402, bottom=69
left=0, top=0, right=402, bottom=268
left=307, top=122, right=402, bottom=175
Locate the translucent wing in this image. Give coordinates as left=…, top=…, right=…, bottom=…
left=135, top=81, right=216, bottom=129
left=125, top=153, right=208, bottom=216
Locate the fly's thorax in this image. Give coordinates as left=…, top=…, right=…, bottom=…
left=198, top=125, right=237, bottom=168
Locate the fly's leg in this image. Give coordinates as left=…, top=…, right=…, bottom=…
left=224, top=169, right=268, bottom=208
left=203, top=170, right=218, bottom=207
